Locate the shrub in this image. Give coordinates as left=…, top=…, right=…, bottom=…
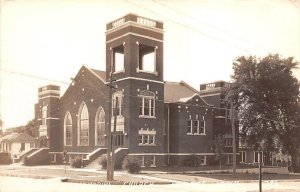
left=206, top=155, right=218, bottom=166
left=98, top=155, right=107, bottom=169
left=0, top=152, right=12, bottom=164
left=122, top=156, right=141, bottom=174
left=70, top=156, right=83, bottom=168
left=22, top=156, right=31, bottom=166
left=182, top=155, right=200, bottom=167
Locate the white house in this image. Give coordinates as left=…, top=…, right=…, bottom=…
left=0, top=133, right=36, bottom=158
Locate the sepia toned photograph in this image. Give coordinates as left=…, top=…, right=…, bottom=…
left=0, top=0, right=300, bottom=191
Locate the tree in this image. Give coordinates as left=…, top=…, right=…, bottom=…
left=214, top=134, right=225, bottom=169
left=226, top=54, right=300, bottom=172
left=0, top=116, right=3, bottom=135
left=24, top=119, right=39, bottom=137
left=3, top=119, right=39, bottom=137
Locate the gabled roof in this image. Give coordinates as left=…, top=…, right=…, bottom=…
left=0, top=133, right=35, bottom=143
left=83, top=65, right=106, bottom=83
left=164, top=81, right=199, bottom=103
left=61, top=65, right=106, bottom=99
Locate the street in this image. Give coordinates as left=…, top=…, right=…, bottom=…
left=1, top=176, right=300, bottom=192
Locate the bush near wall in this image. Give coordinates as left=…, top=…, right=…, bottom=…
left=23, top=156, right=32, bottom=166
left=0, top=152, right=12, bottom=164
left=99, top=155, right=123, bottom=170
left=206, top=155, right=219, bottom=166
left=122, top=156, right=141, bottom=174
left=70, top=156, right=83, bottom=168
left=98, top=155, right=107, bottom=169
left=182, top=155, right=200, bottom=167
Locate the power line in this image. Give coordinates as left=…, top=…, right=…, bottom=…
left=151, top=0, right=248, bottom=44
left=3, top=68, right=300, bottom=128
left=124, top=0, right=251, bottom=54
left=1, top=68, right=70, bottom=85
left=288, top=0, right=300, bottom=10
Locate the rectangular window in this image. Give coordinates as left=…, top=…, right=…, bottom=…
left=187, top=120, right=192, bottom=134
left=115, top=134, right=124, bottom=147
left=138, top=44, right=156, bottom=73
left=139, top=92, right=155, bottom=118
left=140, top=156, right=145, bottom=167
left=139, top=135, right=143, bottom=144
left=150, top=156, right=156, bottom=167
left=113, top=45, right=124, bottom=73
left=66, top=125, right=72, bottom=146
left=193, top=120, right=199, bottom=134
left=227, top=155, right=233, bottom=164
left=225, top=138, right=233, bottom=147
left=149, top=135, right=154, bottom=144
left=144, top=98, right=150, bottom=116
left=150, top=100, right=155, bottom=117
left=51, top=154, right=57, bottom=163
left=138, top=129, right=156, bottom=145
left=144, top=135, right=149, bottom=144
left=112, top=92, right=123, bottom=117
left=240, top=151, right=246, bottom=163
left=200, top=120, right=205, bottom=134
left=42, top=106, right=47, bottom=125
left=139, top=134, right=155, bottom=145
left=200, top=156, right=206, bottom=165
left=254, top=151, right=259, bottom=163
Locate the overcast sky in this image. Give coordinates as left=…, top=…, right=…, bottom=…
left=1, top=0, right=300, bottom=129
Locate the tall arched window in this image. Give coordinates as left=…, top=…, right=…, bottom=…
left=64, top=112, right=72, bottom=146
left=95, top=107, right=105, bottom=146
left=78, top=102, right=89, bottom=146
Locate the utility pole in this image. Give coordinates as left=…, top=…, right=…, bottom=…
left=259, top=151, right=262, bottom=192
left=110, top=97, right=118, bottom=180
left=230, top=101, right=237, bottom=176
left=106, top=70, right=116, bottom=181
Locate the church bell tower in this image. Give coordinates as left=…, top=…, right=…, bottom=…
left=105, top=14, right=165, bottom=165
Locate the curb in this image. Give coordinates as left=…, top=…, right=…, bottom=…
left=1, top=172, right=300, bottom=185
left=64, top=178, right=172, bottom=185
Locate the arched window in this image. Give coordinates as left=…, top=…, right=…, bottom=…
left=95, top=107, right=105, bottom=146
left=78, top=102, right=89, bottom=146
left=139, top=91, right=155, bottom=117
left=64, top=112, right=72, bottom=146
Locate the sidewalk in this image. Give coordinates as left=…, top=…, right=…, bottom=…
left=1, top=164, right=300, bottom=185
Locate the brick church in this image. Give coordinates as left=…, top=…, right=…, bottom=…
left=34, top=14, right=234, bottom=167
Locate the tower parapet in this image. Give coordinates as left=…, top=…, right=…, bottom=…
left=36, top=85, right=60, bottom=149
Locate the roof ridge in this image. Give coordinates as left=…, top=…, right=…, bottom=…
left=179, top=81, right=199, bottom=94
left=82, top=65, right=106, bottom=83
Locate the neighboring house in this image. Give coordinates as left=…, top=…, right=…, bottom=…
left=33, top=14, right=215, bottom=167
left=0, top=133, right=36, bottom=158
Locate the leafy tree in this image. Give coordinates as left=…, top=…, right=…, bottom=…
left=3, top=119, right=39, bottom=137
left=24, top=119, right=39, bottom=137
left=226, top=54, right=300, bottom=172
left=0, top=116, right=3, bottom=135
left=214, top=134, right=225, bottom=169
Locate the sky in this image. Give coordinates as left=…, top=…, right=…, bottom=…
left=1, top=0, right=300, bottom=130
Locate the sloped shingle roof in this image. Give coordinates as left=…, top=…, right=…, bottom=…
left=164, top=81, right=199, bottom=103
left=0, top=133, right=35, bottom=143
left=90, top=68, right=106, bottom=82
